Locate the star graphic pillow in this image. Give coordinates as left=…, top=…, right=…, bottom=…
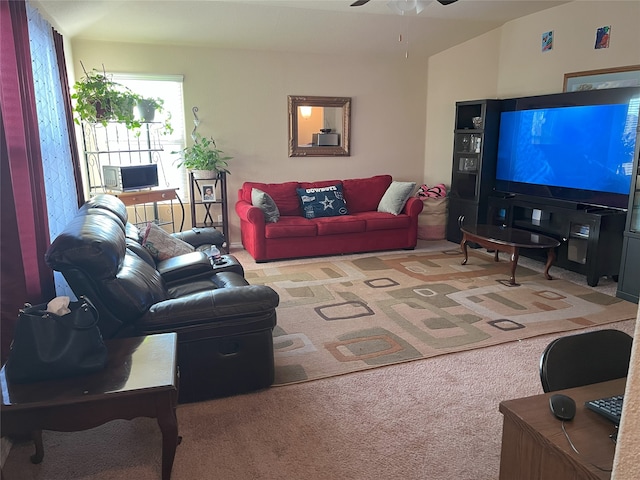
left=296, top=184, right=348, bottom=219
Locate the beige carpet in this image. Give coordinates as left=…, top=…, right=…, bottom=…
left=241, top=247, right=637, bottom=386
left=4, top=318, right=635, bottom=480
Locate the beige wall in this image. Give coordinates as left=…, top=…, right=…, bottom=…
left=423, top=0, right=640, bottom=186
left=424, top=28, right=502, bottom=185
left=70, top=41, right=428, bottom=244
left=614, top=307, right=640, bottom=479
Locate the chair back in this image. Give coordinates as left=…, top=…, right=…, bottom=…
left=45, top=205, right=169, bottom=338
left=539, top=329, right=633, bottom=392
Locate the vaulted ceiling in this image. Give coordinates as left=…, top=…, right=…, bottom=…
left=33, top=0, right=569, bottom=59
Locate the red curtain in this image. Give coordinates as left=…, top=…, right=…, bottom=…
left=0, top=0, right=56, bottom=362
left=53, top=28, right=84, bottom=203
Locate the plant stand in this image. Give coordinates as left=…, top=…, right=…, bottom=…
left=188, top=171, right=229, bottom=252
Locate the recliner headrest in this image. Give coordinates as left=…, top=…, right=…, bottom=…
left=79, top=194, right=128, bottom=225
left=45, top=212, right=126, bottom=279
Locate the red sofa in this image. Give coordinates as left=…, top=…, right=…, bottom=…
left=235, top=175, right=424, bottom=262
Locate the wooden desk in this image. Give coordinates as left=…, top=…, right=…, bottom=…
left=110, top=188, right=185, bottom=232
left=499, top=378, right=625, bottom=480
left=112, top=187, right=179, bottom=207
left=1, top=333, right=179, bottom=480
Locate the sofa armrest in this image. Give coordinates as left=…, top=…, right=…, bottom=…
left=403, top=197, right=424, bottom=217
left=235, top=200, right=266, bottom=226
left=172, top=227, right=225, bottom=249
left=156, top=251, right=212, bottom=284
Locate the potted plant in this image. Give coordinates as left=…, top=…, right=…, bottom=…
left=136, top=96, right=174, bottom=135
left=71, top=65, right=141, bottom=129
left=173, top=133, right=232, bottom=179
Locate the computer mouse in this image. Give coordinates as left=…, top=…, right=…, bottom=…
left=550, top=393, right=576, bottom=421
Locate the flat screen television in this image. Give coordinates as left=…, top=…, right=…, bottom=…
left=494, top=87, right=640, bottom=210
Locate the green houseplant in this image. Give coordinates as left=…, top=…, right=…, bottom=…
left=136, top=96, right=174, bottom=135
left=71, top=66, right=141, bottom=129
left=173, top=133, right=232, bottom=178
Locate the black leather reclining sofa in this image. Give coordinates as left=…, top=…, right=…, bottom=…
left=45, top=194, right=279, bottom=403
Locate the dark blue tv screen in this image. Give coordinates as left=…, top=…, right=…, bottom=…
left=495, top=101, right=639, bottom=209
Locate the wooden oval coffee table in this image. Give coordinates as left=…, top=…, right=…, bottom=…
left=460, top=224, right=561, bottom=286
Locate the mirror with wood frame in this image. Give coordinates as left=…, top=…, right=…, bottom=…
left=288, top=95, right=351, bottom=157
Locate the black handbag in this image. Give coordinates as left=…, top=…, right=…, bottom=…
left=5, top=296, right=108, bottom=384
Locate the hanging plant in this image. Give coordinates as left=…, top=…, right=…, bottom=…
left=71, top=64, right=141, bottom=130
left=136, top=97, right=174, bottom=135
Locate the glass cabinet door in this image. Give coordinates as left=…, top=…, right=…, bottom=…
left=630, top=174, right=640, bottom=233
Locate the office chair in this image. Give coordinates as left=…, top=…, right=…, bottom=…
left=539, top=329, right=633, bottom=392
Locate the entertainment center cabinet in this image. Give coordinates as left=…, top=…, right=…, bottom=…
left=617, top=154, right=640, bottom=303
left=447, top=87, right=640, bottom=290
left=487, top=196, right=626, bottom=287
left=446, top=99, right=502, bottom=244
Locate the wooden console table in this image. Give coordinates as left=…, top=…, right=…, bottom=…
left=1, top=333, right=180, bottom=480
left=499, top=378, right=624, bottom=480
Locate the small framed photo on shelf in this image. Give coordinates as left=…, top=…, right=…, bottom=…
left=201, top=184, right=216, bottom=202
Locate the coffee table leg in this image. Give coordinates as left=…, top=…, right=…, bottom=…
left=461, top=236, right=469, bottom=265
left=157, top=394, right=179, bottom=480
left=544, top=248, right=556, bottom=280
left=509, top=248, right=520, bottom=286
left=30, top=430, right=44, bottom=464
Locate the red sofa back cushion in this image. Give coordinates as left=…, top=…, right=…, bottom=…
left=342, top=175, right=392, bottom=213
left=241, top=175, right=394, bottom=216
left=241, top=181, right=301, bottom=216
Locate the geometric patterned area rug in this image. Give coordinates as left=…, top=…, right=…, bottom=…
left=244, top=249, right=637, bottom=386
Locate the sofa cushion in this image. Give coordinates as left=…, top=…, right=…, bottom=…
left=315, top=216, right=366, bottom=236
left=142, top=222, right=195, bottom=261
left=299, top=180, right=342, bottom=190
left=354, top=211, right=412, bottom=231
left=296, top=184, right=348, bottom=219
left=342, top=175, right=392, bottom=213
left=242, top=181, right=301, bottom=216
left=378, top=181, right=416, bottom=215
left=265, top=216, right=317, bottom=239
left=251, top=188, right=280, bottom=223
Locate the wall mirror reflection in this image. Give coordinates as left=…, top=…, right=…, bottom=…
left=288, top=95, right=351, bottom=157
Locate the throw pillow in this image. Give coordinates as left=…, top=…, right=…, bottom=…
left=417, top=183, right=447, bottom=198
left=142, top=222, right=195, bottom=261
left=296, top=184, right=348, bottom=219
left=252, top=188, right=280, bottom=223
left=378, top=181, right=416, bottom=215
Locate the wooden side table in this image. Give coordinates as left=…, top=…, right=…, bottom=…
left=111, top=187, right=185, bottom=232
left=1, top=333, right=179, bottom=480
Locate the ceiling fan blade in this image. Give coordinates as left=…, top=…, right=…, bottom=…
left=436, top=0, right=458, bottom=5
left=350, top=0, right=371, bottom=6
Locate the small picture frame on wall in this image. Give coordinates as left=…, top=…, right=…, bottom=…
left=541, top=31, right=553, bottom=52
left=563, top=65, right=640, bottom=92
left=201, top=184, right=216, bottom=202
left=594, top=25, right=611, bottom=49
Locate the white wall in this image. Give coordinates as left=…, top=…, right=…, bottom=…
left=71, top=41, right=428, bottom=244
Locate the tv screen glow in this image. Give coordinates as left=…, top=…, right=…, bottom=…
left=495, top=101, right=639, bottom=208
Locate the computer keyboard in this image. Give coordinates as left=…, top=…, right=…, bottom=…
left=585, top=394, right=624, bottom=425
